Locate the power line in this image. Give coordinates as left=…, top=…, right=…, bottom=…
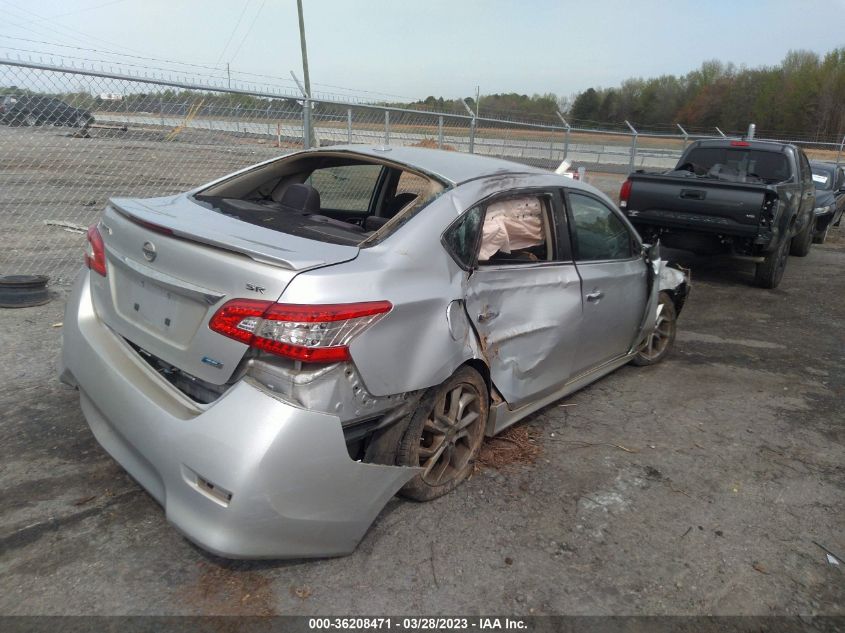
left=228, top=0, right=267, bottom=64
left=12, top=0, right=132, bottom=27
left=215, top=0, right=253, bottom=65
left=0, top=35, right=418, bottom=100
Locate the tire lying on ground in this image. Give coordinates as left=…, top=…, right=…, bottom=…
left=0, top=275, right=50, bottom=308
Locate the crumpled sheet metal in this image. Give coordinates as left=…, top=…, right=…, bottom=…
left=656, top=259, right=689, bottom=292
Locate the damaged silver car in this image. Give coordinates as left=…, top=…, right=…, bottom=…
left=60, top=146, right=689, bottom=559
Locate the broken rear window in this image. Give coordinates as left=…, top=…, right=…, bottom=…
left=194, top=155, right=445, bottom=246
left=681, top=148, right=790, bottom=184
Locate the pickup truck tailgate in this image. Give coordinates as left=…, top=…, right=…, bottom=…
left=624, top=175, right=768, bottom=234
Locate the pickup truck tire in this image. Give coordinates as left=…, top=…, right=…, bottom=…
left=631, top=292, right=676, bottom=366
left=754, top=237, right=789, bottom=288
left=790, top=217, right=814, bottom=257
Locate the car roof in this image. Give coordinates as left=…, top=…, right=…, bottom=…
left=310, top=144, right=551, bottom=185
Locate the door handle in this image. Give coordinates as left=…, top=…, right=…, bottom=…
left=477, top=310, right=499, bottom=323
left=585, top=291, right=604, bottom=302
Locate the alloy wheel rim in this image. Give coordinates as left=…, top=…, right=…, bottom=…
left=418, top=383, right=482, bottom=486
left=640, top=303, right=674, bottom=361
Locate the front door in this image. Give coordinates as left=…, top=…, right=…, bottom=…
left=565, top=191, right=648, bottom=376
left=462, top=191, right=583, bottom=408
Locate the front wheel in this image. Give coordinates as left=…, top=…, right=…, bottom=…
left=631, top=292, right=677, bottom=366
left=397, top=366, right=489, bottom=501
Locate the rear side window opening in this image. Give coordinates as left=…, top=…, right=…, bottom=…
left=678, top=147, right=791, bottom=184
left=193, top=154, right=445, bottom=246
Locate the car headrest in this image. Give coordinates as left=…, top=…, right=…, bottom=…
left=278, top=183, right=321, bottom=213
left=385, top=192, right=418, bottom=218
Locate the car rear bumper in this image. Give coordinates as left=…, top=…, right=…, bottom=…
left=60, top=270, right=418, bottom=559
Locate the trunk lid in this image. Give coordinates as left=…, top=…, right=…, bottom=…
left=91, top=195, right=359, bottom=385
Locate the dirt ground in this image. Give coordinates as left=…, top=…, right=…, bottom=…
left=1, top=230, right=843, bottom=616
left=0, top=124, right=843, bottom=617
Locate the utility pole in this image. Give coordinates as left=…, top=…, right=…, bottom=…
left=297, top=0, right=311, bottom=99
left=296, top=0, right=314, bottom=147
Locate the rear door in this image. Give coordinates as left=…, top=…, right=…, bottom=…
left=566, top=191, right=648, bottom=376
left=463, top=190, right=582, bottom=408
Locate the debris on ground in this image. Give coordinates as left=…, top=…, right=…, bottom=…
left=751, top=561, right=770, bottom=575
left=477, top=424, right=542, bottom=470
left=43, top=220, right=87, bottom=234
left=291, top=585, right=312, bottom=600
left=812, top=540, right=844, bottom=566
left=556, top=440, right=639, bottom=453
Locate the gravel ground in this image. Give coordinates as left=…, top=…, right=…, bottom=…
left=0, top=127, right=843, bottom=616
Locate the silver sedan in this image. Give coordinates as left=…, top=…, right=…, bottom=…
left=60, top=145, right=689, bottom=558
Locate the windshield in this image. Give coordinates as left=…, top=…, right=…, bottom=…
left=811, top=167, right=833, bottom=190
left=679, top=147, right=790, bottom=184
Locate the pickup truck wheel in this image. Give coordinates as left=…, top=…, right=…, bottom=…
left=754, top=237, right=789, bottom=289
left=632, top=292, right=676, bottom=366
left=396, top=366, right=488, bottom=501
left=813, top=222, right=830, bottom=245
left=790, top=217, right=814, bottom=257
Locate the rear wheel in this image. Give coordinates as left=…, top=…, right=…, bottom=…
left=790, top=217, right=814, bottom=256
left=397, top=366, right=488, bottom=501
left=631, top=292, right=676, bottom=366
left=754, top=236, right=789, bottom=289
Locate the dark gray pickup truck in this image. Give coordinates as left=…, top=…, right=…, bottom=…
left=618, top=139, right=816, bottom=288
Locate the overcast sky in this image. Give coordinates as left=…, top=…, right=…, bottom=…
left=1, top=0, right=843, bottom=101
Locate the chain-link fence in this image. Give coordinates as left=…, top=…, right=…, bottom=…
left=2, top=59, right=844, bottom=283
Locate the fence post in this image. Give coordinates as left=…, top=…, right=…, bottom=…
left=235, top=104, right=240, bottom=134
left=347, top=108, right=352, bottom=144
left=462, top=100, right=476, bottom=153
left=303, top=98, right=312, bottom=148
left=266, top=104, right=271, bottom=137
left=677, top=123, right=689, bottom=151
left=556, top=111, right=571, bottom=161
left=836, top=134, right=845, bottom=168
left=384, top=110, right=390, bottom=144
left=625, top=120, right=638, bottom=172
left=438, top=116, right=444, bottom=149
left=159, top=98, right=164, bottom=128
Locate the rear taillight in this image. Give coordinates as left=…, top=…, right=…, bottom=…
left=208, top=299, right=392, bottom=363
left=619, top=179, right=633, bottom=208
left=730, top=140, right=750, bottom=147
left=84, top=224, right=107, bottom=276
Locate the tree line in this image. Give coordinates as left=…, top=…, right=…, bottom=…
left=567, top=48, right=845, bottom=141
left=5, top=47, right=843, bottom=139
